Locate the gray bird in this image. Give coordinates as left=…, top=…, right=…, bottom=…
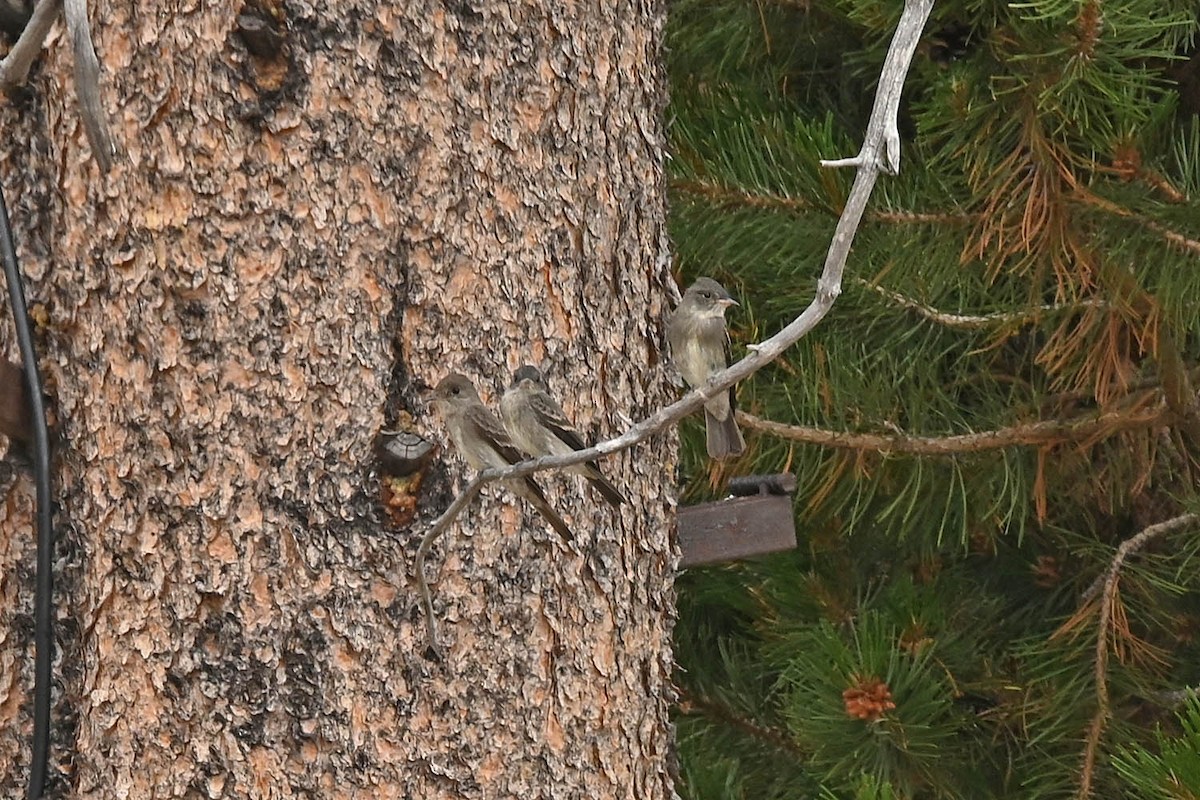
left=666, top=277, right=746, bottom=459
left=500, top=365, right=626, bottom=507
left=430, top=373, right=573, bottom=543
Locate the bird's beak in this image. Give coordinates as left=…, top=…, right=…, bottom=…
left=718, top=298, right=739, bottom=309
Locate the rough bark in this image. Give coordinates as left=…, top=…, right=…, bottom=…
left=0, top=1, right=677, bottom=797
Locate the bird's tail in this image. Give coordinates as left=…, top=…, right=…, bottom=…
left=521, top=476, right=574, bottom=544
left=586, top=468, right=627, bottom=506
left=705, top=410, right=746, bottom=460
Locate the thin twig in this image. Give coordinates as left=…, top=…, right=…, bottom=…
left=0, top=0, right=61, bottom=89
left=738, top=398, right=1169, bottom=456
left=1078, top=512, right=1200, bottom=800
left=63, top=0, right=113, bottom=171
left=414, top=476, right=485, bottom=653
left=412, top=0, right=935, bottom=650
left=858, top=279, right=1107, bottom=329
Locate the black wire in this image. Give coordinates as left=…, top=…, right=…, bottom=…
left=0, top=182, right=54, bottom=798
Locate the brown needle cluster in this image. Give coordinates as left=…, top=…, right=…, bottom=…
left=843, top=676, right=896, bottom=721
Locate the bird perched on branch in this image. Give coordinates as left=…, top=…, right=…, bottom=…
left=430, top=373, right=573, bottom=543
left=666, top=277, right=746, bottom=459
left=501, top=365, right=626, bottom=507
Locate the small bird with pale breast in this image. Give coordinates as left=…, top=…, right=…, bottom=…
left=500, top=365, right=626, bottom=507
left=429, top=373, right=573, bottom=543
left=666, top=276, right=746, bottom=459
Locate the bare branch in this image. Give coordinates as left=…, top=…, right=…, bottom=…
left=414, top=476, right=485, bottom=653
left=1078, top=512, right=1200, bottom=800
left=412, top=0, right=936, bottom=649
left=0, top=0, right=61, bottom=89
left=738, top=399, right=1169, bottom=456
left=63, top=0, right=113, bottom=171
left=819, top=1, right=930, bottom=176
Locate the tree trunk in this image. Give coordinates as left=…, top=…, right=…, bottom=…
left=0, top=1, right=677, bottom=797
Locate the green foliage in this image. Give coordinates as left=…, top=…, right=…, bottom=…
left=1113, top=693, right=1200, bottom=799
left=772, top=613, right=968, bottom=797
left=667, top=0, right=1200, bottom=798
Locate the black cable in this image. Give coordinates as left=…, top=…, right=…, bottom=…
left=0, top=182, right=54, bottom=798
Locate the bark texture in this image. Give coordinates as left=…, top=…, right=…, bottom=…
left=0, top=1, right=677, bottom=797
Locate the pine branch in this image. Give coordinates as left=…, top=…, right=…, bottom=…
left=414, top=0, right=936, bottom=650
left=1092, top=258, right=1200, bottom=451
left=1074, top=187, right=1200, bottom=257
left=857, top=278, right=1106, bottom=329
left=672, top=177, right=975, bottom=225
left=737, top=398, right=1169, bottom=456
left=677, top=686, right=806, bottom=759
left=1134, top=170, right=1186, bottom=205
left=672, top=177, right=817, bottom=213
left=1113, top=145, right=1189, bottom=203
left=1078, top=512, right=1200, bottom=800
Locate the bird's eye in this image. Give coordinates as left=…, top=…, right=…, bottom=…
left=451, top=387, right=460, bottom=395
left=700, top=291, right=711, bottom=299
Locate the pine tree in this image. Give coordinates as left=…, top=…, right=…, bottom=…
left=667, top=1, right=1200, bottom=798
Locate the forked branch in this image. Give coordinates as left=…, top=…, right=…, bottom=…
left=0, top=0, right=115, bottom=171
left=0, top=0, right=59, bottom=89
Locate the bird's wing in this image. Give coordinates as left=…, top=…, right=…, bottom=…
left=467, top=405, right=528, bottom=466
left=723, top=325, right=738, bottom=417
left=665, top=307, right=683, bottom=357
left=529, top=390, right=588, bottom=452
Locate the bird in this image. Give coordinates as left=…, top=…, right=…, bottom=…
left=500, top=365, right=626, bottom=507
left=666, top=276, right=746, bottom=459
left=429, top=373, right=573, bottom=543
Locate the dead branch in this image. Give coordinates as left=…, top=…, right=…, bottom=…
left=414, top=476, right=485, bottom=652
left=737, top=398, right=1169, bottom=456
left=0, top=0, right=60, bottom=89
left=414, top=0, right=936, bottom=650
left=1078, top=512, right=1200, bottom=800
left=0, top=0, right=115, bottom=170
left=63, top=0, right=113, bottom=171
